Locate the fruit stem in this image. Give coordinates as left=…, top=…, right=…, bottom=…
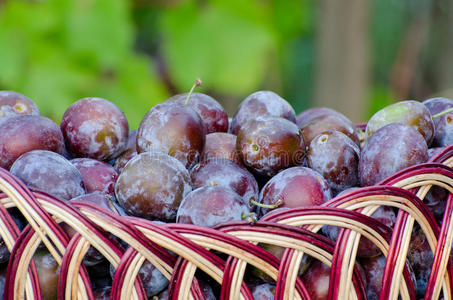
left=242, top=212, right=258, bottom=224
left=184, top=78, right=202, bottom=105
left=432, top=107, right=453, bottom=119
left=250, top=199, right=283, bottom=209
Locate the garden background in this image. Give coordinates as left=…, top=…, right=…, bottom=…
left=0, top=0, right=451, bottom=128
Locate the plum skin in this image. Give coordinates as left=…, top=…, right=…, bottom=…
left=136, top=102, right=206, bottom=169
left=231, top=90, right=296, bottom=135
left=236, top=116, right=305, bottom=177
left=115, top=152, right=192, bottom=221
left=61, top=97, right=129, bottom=161
left=176, top=186, right=250, bottom=228
left=0, top=115, right=66, bottom=170
left=359, top=123, right=428, bottom=186
left=258, top=166, right=331, bottom=216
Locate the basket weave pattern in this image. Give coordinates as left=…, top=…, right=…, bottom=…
left=2, top=146, right=453, bottom=299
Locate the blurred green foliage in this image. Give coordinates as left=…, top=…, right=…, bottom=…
left=0, top=0, right=434, bottom=126
left=0, top=0, right=168, bottom=128
left=0, top=0, right=317, bottom=127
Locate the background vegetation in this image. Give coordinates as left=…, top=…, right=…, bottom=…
left=0, top=0, right=451, bottom=128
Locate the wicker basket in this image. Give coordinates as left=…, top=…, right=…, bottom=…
left=2, top=145, right=453, bottom=300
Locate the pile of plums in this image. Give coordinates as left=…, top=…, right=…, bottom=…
left=0, top=85, right=451, bottom=299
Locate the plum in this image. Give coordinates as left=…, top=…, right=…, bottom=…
left=0, top=115, right=66, bottom=169
left=10, top=150, right=85, bottom=201
left=0, top=90, right=39, bottom=119
left=322, top=206, right=396, bottom=258
left=300, top=260, right=331, bottom=300
left=34, top=248, right=59, bottom=300
left=359, top=123, right=428, bottom=186
left=137, top=260, right=169, bottom=297
left=136, top=101, right=206, bottom=169
left=71, top=192, right=127, bottom=216
left=126, top=129, right=137, bottom=150
left=167, top=92, right=229, bottom=133
left=71, top=158, right=118, bottom=196
left=176, top=186, right=250, bottom=228
left=423, top=97, right=453, bottom=147
left=61, top=97, right=129, bottom=161
left=0, top=266, right=5, bottom=299
left=231, top=91, right=296, bottom=135
left=115, top=152, right=191, bottom=221
left=300, top=114, right=360, bottom=147
left=359, top=255, right=386, bottom=300
left=365, top=100, right=434, bottom=145
left=190, top=158, right=258, bottom=208
left=202, top=132, right=241, bottom=165
left=296, top=107, right=346, bottom=128
left=93, top=286, right=111, bottom=300
left=257, top=166, right=331, bottom=216
left=113, top=148, right=138, bottom=174
left=237, top=116, right=305, bottom=177
left=423, top=185, right=448, bottom=224
left=64, top=192, right=127, bottom=266
left=251, top=243, right=311, bottom=284
left=408, top=226, right=433, bottom=298
left=250, top=283, right=275, bottom=299
left=307, top=131, right=360, bottom=195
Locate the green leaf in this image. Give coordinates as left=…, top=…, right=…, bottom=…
left=0, top=0, right=167, bottom=128
left=64, top=0, right=134, bottom=68
left=160, top=2, right=276, bottom=95
left=95, top=55, right=169, bottom=129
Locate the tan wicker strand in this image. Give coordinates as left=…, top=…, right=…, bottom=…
left=328, top=196, right=451, bottom=300
left=183, top=230, right=362, bottom=300
left=392, top=173, right=453, bottom=299
left=120, top=254, right=145, bottom=300
left=224, top=231, right=333, bottom=267
left=0, top=197, right=119, bottom=299
left=441, top=156, right=453, bottom=167
left=390, top=216, right=415, bottom=300
left=178, top=262, right=197, bottom=300
left=171, top=233, right=279, bottom=280
left=136, top=225, right=295, bottom=300
left=229, top=260, right=247, bottom=300
left=74, top=207, right=173, bottom=279
left=414, top=182, right=434, bottom=200
left=275, top=214, right=417, bottom=298
left=340, top=231, right=364, bottom=300
left=128, top=225, right=224, bottom=287
left=32, top=199, right=145, bottom=300
left=14, top=225, right=93, bottom=300
left=66, top=238, right=91, bottom=300
left=283, top=250, right=304, bottom=300
left=334, top=200, right=442, bottom=299
left=331, top=198, right=436, bottom=254
left=391, top=174, right=453, bottom=193
left=396, top=180, right=453, bottom=193
left=222, top=232, right=331, bottom=299
left=4, top=165, right=453, bottom=299
left=137, top=226, right=282, bottom=300
left=13, top=228, right=41, bottom=300
left=428, top=212, right=453, bottom=300
left=279, top=216, right=389, bottom=256
left=0, top=180, right=65, bottom=264
left=40, top=204, right=122, bottom=270
left=0, top=206, right=36, bottom=300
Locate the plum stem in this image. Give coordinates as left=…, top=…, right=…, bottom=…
left=250, top=199, right=283, bottom=209
left=184, top=78, right=202, bottom=105
left=241, top=212, right=257, bottom=224
left=432, top=107, right=453, bottom=119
